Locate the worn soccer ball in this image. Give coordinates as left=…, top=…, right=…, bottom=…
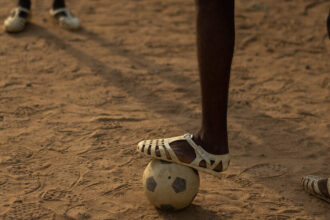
left=143, top=159, right=200, bottom=211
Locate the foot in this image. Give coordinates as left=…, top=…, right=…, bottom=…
left=164, top=132, right=228, bottom=163
left=49, top=8, right=80, bottom=30
left=4, top=7, right=30, bottom=33
left=137, top=133, right=230, bottom=177
left=302, top=175, right=330, bottom=203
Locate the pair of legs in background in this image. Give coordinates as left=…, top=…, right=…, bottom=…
left=137, top=0, right=330, bottom=203
left=4, top=0, right=80, bottom=32
left=17, top=0, right=65, bottom=10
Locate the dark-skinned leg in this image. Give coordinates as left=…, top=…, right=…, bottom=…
left=140, top=0, right=236, bottom=166
left=53, top=0, right=66, bottom=10
left=167, top=0, right=235, bottom=160
left=137, top=0, right=234, bottom=174
left=327, top=11, right=330, bottom=38
left=300, top=11, right=330, bottom=204
left=18, top=0, right=31, bottom=10
left=194, top=0, right=234, bottom=155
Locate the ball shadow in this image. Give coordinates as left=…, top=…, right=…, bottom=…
left=156, top=204, right=222, bottom=220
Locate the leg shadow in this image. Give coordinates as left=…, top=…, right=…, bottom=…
left=17, top=23, right=199, bottom=132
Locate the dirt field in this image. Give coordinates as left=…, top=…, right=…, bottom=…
left=0, top=0, right=329, bottom=219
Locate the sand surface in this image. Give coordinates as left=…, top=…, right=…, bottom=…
left=0, top=0, right=329, bottom=219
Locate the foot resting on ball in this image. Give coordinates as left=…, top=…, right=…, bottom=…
left=137, top=134, right=230, bottom=177
left=49, top=8, right=80, bottom=30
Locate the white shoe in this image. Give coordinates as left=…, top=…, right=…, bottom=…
left=4, top=7, right=30, bottom=33
left=50, top=8, right=80, bottom=30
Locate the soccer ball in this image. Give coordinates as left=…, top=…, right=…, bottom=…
left=143, top=159, right=200, bottom=210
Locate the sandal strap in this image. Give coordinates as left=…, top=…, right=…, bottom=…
left=137, top=134, right=231, bottom=175
left=51, top=8, right=73, bottom=17
left=157, top=141, right=167, bottom=158
left=162, top=134, right=229, bottom=169
left=164, top=140, right=179, bottom=161
left=16, top=7, right=30, bottom=14
left=184, top=134, right=212, bottom=165
left=185, top=134, right=229, bottom=169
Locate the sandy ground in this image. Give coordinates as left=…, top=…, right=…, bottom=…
left=0, top=0, right=329, bottom=219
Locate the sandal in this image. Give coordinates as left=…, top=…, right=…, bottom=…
left=301, top=175, right=330, bottom=203
left=4, top=7, right=30, bottom=33
left=49, top=8, right=80, bottom=30
left=137, top=134, right=230, bottom=177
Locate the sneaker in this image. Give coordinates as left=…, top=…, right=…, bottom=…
left=4, top=7, right=30, bottom=33
left=50, top=8, right=80, bottom=30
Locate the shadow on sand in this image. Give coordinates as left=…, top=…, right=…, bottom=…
left=9, top=23, right=329, bottom=218
left=156, top=204, right=222, bottom=220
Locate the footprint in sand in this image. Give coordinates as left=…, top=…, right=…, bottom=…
left=0, top=146, right=33, bottom=165
left=7, top=164, right=33, bottom=176
left=240, top=163, right=288, bottom=179
left=265, top=214, right=290, bottom=220
left=41, top=189, right=68, bottom=201
left=41, top=188, right=82, bottom=205
left=7, top=161, right=51, bottom=176
left=0, top=174, right=8, bottom=186
left=65, top=205, right=91, bottom=220
left=0, top=176, right=41, bottom=195
left=66, top=193, right=83, bottom=204
left=1, top=201, right=53, bottom=220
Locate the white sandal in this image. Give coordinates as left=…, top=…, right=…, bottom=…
left=49, top=8, right=80, bottom=30
left=137, top=134, right=230, bottom=177
left=4, top=7, right=30, bottom=33
left=301, top=175, right=330, bottom=203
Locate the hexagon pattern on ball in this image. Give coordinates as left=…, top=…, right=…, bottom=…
left=172, top=177, right=186, bottom=193
left=146, top=177, right=157, bottom=192
left=143, top=159, right=200, bottom=211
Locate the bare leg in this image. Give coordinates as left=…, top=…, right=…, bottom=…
left=168, top=0, right=235, bottom=157
left=18, top=0, right=31, bottom=9
left=138, top=0, right=235, bottom=173
left=194, top=0, right=234, bottom=155
left=53, top=0, right=66, bottom=9
left=301, top=11, right=330, bottom=204
left=327, top=10, right=330, bottom=38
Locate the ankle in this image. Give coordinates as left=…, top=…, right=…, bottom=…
left=18, top=0, right=31, bottom=10
left=193, top=130, right=229, bottom=155
left=53, top=0, right=66, bottom=10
